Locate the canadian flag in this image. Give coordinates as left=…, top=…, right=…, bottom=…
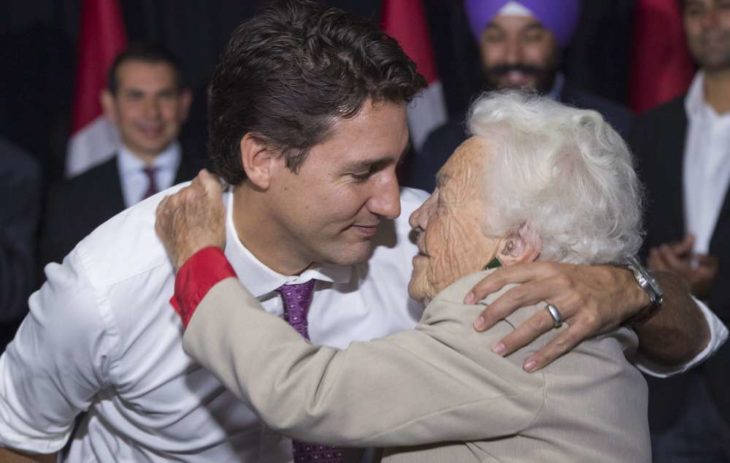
left=382, top=0, right=447, bottom=152
left=66, top=0, right=127, bottom=177
left=629, top=0, right=694, bottom=113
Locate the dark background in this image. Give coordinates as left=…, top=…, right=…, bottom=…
left=0, top=0, right=635, bottom=185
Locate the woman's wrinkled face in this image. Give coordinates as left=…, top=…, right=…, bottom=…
left=408, top=137, right=502, bottom=302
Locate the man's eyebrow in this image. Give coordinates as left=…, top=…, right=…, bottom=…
left=523, top=22, right=547, bottom=32
left=347, top=145, right=410, bottom=171
left=345, top=157, right=392, bottom=171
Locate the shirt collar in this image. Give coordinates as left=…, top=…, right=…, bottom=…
left=222, top=191, right=352, bottom=299
left=685, top=71, right=709, bottom=119
left=117, top=141, right=181, bottom=175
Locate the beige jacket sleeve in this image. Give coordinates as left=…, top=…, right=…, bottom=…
left=182, top=275, right=545, bottom=447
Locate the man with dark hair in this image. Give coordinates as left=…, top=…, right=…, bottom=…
left=0, top=1, right=724, bottom=462
left=408, top=0, right=634, bottom=192
left=631, top=0, right=730, bottom=460
left=39, top=42, right=202, bottom=268
left=106, top=44, right=186, bottom=95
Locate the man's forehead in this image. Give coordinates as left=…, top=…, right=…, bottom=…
left=487, top=14, right=547, bottom=31
left=684, top=0, right=713, bottom=9
left=118, top=60, right=174, bottom=75
left=300, top=99, right=408, bottom=169
left=116, top=61, right=177, bottom=83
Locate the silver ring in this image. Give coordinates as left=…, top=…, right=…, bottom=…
left=545, top=303, right=563, bottom=329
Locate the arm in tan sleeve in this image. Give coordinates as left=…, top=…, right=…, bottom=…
left=0, top=448, right=57, bottom=463
left=183, top=278, right=544, bottom=447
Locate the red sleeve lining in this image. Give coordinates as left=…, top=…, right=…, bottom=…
left=170, top=247, right=237, bottom=328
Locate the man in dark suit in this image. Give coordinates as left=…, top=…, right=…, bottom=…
left=0, top=138, right=40, bottom=350
left=630, top=0, right=730, bottom=460
left=40, top=44, right=203, bottom=268
left=408, top=0, right=633, bottom=192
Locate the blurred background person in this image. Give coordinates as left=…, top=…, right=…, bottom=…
left=0, top=138, right=40, bottom=351
left=631, top=0, right=730, bottom=460
left=408, top=0, right=633, bottom=192
left=38, top=43, right=203, bottom=269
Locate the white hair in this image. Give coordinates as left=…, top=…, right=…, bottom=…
left=467, top=91, right=643, bottom=264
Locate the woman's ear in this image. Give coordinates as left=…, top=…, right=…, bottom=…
left=240, top=133, right=279, bottom=190
left=496, top=223, right=542, bottom=266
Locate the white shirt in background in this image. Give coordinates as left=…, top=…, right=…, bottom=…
left=683, top=72, right=730, bottom=255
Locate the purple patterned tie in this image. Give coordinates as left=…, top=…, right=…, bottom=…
left=141, top=166, right=159, bottom=200
left=276, top=281, right=344, bottom=463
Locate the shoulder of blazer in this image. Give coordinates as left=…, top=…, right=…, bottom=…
left=559, top=86, right=635, bottom=138
left=40, top=155, right=124, bottom=267
left=46, top=155, right=126, bottom=226
left=634, top=95, right=687, bottom=133
left=174, top=151, right=206, bottom=184
left=49, top=156, right=120, bottom=202
left=631, top=96, right=688, bottom=171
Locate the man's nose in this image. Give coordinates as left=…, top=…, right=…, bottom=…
left=369, top=171, right=401, bottom=219
left=142, top=98, right=162, bottom=118
left=504, top=38, right=523, bottom=64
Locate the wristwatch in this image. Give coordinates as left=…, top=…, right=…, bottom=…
left=625, top=256, right=664, bottom=324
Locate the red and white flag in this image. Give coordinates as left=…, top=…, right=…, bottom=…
left=66, top=0, right=127, bottom=177
left=382, top=0, right=447, bottom=152
left=629, top=0, right=694, bottom=113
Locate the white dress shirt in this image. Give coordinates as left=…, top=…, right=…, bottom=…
left=0, top=184, right=724, bottom=461
left=117, top=142, right=181, bottom=207
left=683, top=72, right=730, bottom=254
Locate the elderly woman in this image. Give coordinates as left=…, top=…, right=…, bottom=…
left=160, top=92, right=650, bottom=462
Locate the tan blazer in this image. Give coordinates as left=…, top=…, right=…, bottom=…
left=183, top=271, right=650, bottom=462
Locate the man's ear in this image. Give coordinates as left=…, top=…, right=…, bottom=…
left=100, top=90, right=117, bottom=123
left=240, top=133, right=279, bottom=190
left=497, top=223, right=542, bottom=267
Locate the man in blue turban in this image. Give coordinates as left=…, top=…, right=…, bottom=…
left=464, top=0, right=579, bottom=94
left=410, top=0, right=634, bottom=192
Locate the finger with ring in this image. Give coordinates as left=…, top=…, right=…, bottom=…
left=544, top=303, right=563, bottom=329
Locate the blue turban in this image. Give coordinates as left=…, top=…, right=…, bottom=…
left=464, top=0, right=581, bottom=47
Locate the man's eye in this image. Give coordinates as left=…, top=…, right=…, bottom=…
left=523, top=31, right=545, bottom=42
left=351, top=171, right=372, bottom=182
left=685, top=4, right=704, bottom=15
left=483, top=31, right=503, bottom=43
left=125, top=93, right=144, bottom=101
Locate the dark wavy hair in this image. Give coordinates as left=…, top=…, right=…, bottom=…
left=208, top=0, right=426, bottom=185
left=107, top=43, right=185, bottom=94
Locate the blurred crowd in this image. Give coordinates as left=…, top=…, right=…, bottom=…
left=1, top=0, right=730, bottom=461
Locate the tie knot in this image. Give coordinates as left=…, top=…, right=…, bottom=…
left=142, top=166, right=158, bottom=178
left=276, top=280, right=316, bottom=339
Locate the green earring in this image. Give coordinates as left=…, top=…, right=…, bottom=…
left=484, top=257, right=501, bottom=270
